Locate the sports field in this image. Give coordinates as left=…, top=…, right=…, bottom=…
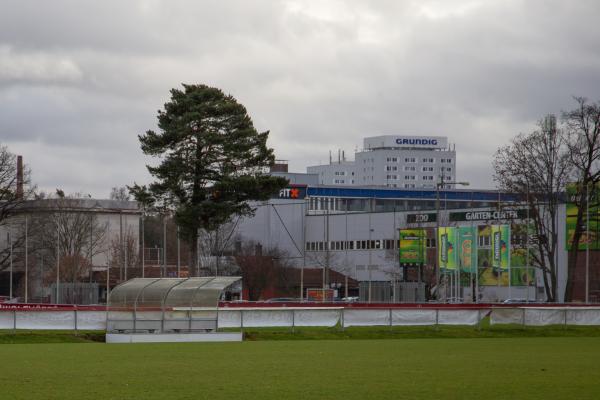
left=1, top=336, right=599, bottom=400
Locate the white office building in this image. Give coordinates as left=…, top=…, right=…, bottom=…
left=307, top=135, right=456, bottom=189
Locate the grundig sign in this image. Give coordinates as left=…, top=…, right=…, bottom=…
left=396, top=138, right=438, bottom=146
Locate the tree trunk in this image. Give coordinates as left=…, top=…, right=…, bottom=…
left=565, top=210, right=585, bottom=301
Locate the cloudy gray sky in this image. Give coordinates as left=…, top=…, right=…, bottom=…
left=1, top=0, right=599, bottom=197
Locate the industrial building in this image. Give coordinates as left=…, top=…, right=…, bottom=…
left=307, top=135, right=456, bottom=188
left=233, top=178, right=592, bottom=303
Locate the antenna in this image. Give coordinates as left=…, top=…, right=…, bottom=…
left=329, top=150, right=332, bottom=164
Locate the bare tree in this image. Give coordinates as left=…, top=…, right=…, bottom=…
left=0, top=145, right=34, bottom=272
left=109, top=186, right=130, bottom=201
left=32, top=195, right=108, bottom=287
left=108, top=227, right=139, bottom=281
left=233, top=241, right=294, bottom=301
left=563, top=97, right=600, bottom=300
left=494, top=115, right=570, bottom=302
left=196, top=219, right=240, bottom=276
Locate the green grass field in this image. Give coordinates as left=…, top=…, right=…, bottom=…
left=1, top=335, right=600, bottom=399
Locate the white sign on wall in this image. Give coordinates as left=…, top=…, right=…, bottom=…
left=364, top=135, right=448, bottom=150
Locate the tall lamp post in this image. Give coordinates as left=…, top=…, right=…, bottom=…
left=436, top=179, right=469, bottom=303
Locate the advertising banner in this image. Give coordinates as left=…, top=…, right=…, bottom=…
left=565, top=183, right=600, bottom=250
left=438, top=227, right=457, bottom=270
left=491, top=225, right=510, bottom=270
left=457, top=226, right=477, bottom=272
left=399, top=229, right=427, bottom=265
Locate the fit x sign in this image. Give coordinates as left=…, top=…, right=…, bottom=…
left=277, top=185, right=306, bottom=199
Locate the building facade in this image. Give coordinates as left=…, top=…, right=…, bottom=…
left=307, top=135, right=456, bottom=188
left=233, top=182, right=584, bottom=303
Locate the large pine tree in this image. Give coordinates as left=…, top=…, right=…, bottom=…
left=131, top=84, right=287, bottom=275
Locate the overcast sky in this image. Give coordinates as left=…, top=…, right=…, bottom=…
left=1, top=0, right=599, bottom=197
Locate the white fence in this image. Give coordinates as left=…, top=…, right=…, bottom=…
left=490, top=307, right=600, bottom=326
left=2, top=307, right=600, bottom=331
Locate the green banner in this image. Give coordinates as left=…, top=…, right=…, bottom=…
left=457, top=226, right=477, bottom=272
left=399, top=229, right=426, bottom=265
left=491, top=225, right=510, bottom=270
left=438, top=227, right=457, bottom=270
left=565, top=183, right=600, bottom=250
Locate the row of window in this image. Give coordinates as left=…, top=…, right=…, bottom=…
left=306, top=238, right=437, bottom=252
left=385, top=175, right=445, bottom=181
left=368, top=157, right=454, bottom=164
left=306, top=234, right=527, bottom=252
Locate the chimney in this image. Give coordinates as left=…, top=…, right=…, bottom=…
left=16, top=155, right=23, bottom=200
left=269, top=160, right=288, bottom=173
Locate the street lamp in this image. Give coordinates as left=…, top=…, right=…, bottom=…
left=436, top=180, right=469, bottom=303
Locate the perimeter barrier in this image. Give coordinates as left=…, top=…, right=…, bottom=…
left=2, top=305, right=600, bottom=331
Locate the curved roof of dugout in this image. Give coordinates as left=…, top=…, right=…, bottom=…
left=108, top=277, right=241, bottom=311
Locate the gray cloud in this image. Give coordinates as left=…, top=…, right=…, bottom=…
left=1, top=0, right=599, bottom=196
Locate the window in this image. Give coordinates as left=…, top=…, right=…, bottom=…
left=422, top=158, right=434, bottom=163
left=386, top=157, right=398, bottom=162
left=422, top=176, right=433, bottom=180
left=404, top=166, right=416, bottom=171
left=386, top=165, right=398, bottom=171
left=404, top=183, right=416, bottom=188
left=404, top=175, right=416, bottom=180
left=478, top=235, right=490, bottom=247
left=334, top=171, right=346, bottom=176
left=404, top=157, right=416, bottom=163
left=422, top=166, right=434, bottom=172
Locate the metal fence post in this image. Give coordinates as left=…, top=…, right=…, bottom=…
left=435, top=308, right=439, bottom=330
left=389, top=308, right=393, bottom=331
left=291, top=309, right=295, bottom=333
left=240, top=309, right=244, bottom=334
left=564, top=308, right=568, bottom=329
left=74, top=309, right=78, bottom=334
left=477, top=308, right=481, bottom=331
left=522, top=308, right=526, bottom=328
left=216, top=308, right=219, bottom=332
left=13, top=310, right=17, bottom=332
left=341, top=308, right=345, bottom=331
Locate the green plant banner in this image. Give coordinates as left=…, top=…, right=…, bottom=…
left=399, top=229, right=427, bottom=265
left=491, top=225, right=510, bottom=270
left=438, top=227, right=457, bottom=270
left=477, top=224, right=535, bottom=286
left=565, top=183, right=600, bottom=250
left=457, top=226, right=477, bottom=272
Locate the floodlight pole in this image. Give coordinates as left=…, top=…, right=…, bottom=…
left=585, top=182, right=590, bottom=304
left=25, top=215, right=28, bottom=303
left=8, top=232, right=13, bottom=300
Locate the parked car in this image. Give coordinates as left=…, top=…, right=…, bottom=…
left=264, top=298, right=301, bottom=303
